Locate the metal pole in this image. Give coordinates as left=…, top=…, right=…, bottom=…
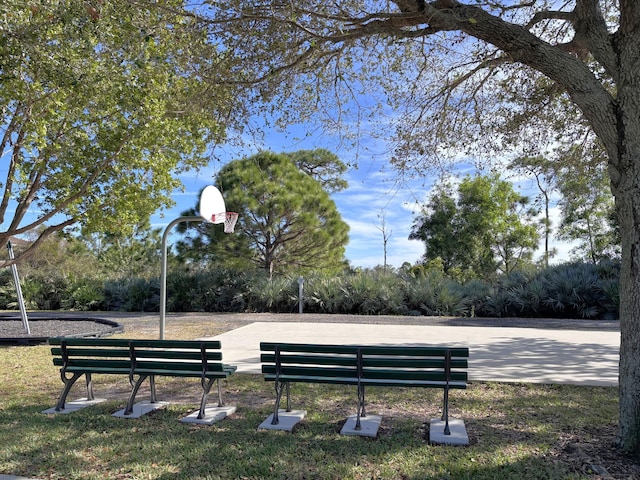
left=160, top=216, right=202, bottom=340
left=6, top=241, right=30, bottom=334
left=297, top=277, right=304, bottom=314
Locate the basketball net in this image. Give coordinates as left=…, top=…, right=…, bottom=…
left=211, top=212, right=238, bottom=233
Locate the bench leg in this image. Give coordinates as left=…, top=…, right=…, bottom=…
left=149, top=376, right=157, bottom=404
left=55, top=372, right=84, bottom=412
left=355, top=384, right=366, bottom=430
left=272, top=380, right=289, bottom=425
left=197, top=378, right=223, bottom=420
left=285, top=382, right=291, bottom=412
left=217, top=378, right=224, bottom=407
left=125, top=375, right=150, bottom=416
left=85, top=373, right=95, bottom=401
left=442, top=387, right=450, bottom=435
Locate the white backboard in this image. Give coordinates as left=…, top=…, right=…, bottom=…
left=199, top=185, right=226, bottom=224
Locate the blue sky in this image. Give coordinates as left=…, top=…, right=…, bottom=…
left=150, top=128, right=576, bottom=269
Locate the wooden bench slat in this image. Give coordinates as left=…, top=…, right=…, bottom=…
left=133, top=369, right=233, bottom=378
left=49, top=338, right=133, bottom=347
left=263, top=365, right=358, bottom=377
left=363, top=358, right=468, bottom=368
left=361, top=369, right=468, bottom=382
left=54, top=358, right=133, bottom=369
left=260, top=353, right=359, bottom=366
left=260, top=342, right=469, bottom=357
left=261, top=354, right=467, bottom=369
left=263, top=374, right=360, bottom=385
left=132, top=351, right=223, bottom=361
left=130, top=339, right=222, bottom=349
left=51, top=347, right=130, bottom=357
left=361, top=346, right=469, bottom=357
left=260, top=343, right=363, bottom=354
left=134, top=360, right=230, bottom=372
left=359, top=378, right=468, bottom=388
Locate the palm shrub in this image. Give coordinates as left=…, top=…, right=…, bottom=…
left=61, top=277, right=106, bottom=311
left=103, top=278, right=130, bottom=311
left=477, top=271, right=536, bottom=317
left=336, top=270, right=405, bottom=315
left=104, top=277, right=158, bottom=312
left=198, top=267, right=247, bottom=312
left=476, top=262, right=619, bottom=319
left=432, top=279, right=473, bottom=316
left=0, top=269, right=18, bottom=310
left=168, top=269, right=208, bottom=312
left=401, top=268, right=472, bottom=316
left=538, top=262, right=619, bottom=319
left=127, top=277, right=160, bottom=312
left=480, top=287, right=512, bottom=317
left=20, top=273, right=69, bottom=310
left=304, top=273, right=346, bottom=313
left=400, top=269, right=439, bottom=315
left=457, top=279, right=493, bottom=317
left=246, top=274, right=297, bottom=312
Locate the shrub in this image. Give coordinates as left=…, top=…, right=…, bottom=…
left=341, top=270, right=405, bottom=315
left=475, top=261, right=619, bottom=319
left=21, top=274, right=69, bottom=310
left=62, top=278, right=106, bottom=311
left=10, top=256, right=618, bottom=320
left=304, top=273, right=346, bottom=314
left=104, top=277, right=158, bottom=312
left=246, top=274, right=297, bottom=312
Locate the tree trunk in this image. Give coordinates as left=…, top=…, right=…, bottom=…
left=614, top=140, right=640, bottom=454
left=616, top=180, right=640, bottom=455
left=611, top=6, right=640, bottom=454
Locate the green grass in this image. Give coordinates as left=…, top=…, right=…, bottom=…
left=0, top=341, right=624, bottom=479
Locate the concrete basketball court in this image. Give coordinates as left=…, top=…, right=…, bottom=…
left=206, top=321, right=620, bottom=386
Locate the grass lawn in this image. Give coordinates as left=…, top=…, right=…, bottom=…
left=0, top=321, right=636, bottom=479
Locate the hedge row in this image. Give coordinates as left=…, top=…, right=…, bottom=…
left=0, top=261, right=619, bottom=320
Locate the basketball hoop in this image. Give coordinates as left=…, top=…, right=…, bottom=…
left=211, top=212, right=238, bottom=233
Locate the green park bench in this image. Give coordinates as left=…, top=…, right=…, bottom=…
left=48, top=338, right=236, bottom=420
left=259, top=342, right=469, bottom=441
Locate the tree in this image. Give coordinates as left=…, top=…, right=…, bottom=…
left=410, top=182, right=460, bottom=275
left=184, top=151, right=349, bottom=276
left=509, top=156, right=558, bottom=267
left=84, top=221, right=163, bottom=279
left=286, top=149, right=349, bottom=193
left=0, top=0, right=237, bottom=268
left=411, top=174, right=539, bottom=280
left=555, top=147, right=619, bottom=263
left=375, top=209, right=392, bottom=270
left=12, top=230, right=99, bottom=281
left=510, top=150, right=618, bottom=265
left=178, top=1, right=640, bottom=452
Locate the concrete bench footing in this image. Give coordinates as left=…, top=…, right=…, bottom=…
left=181, top=405, right=236, bottom=425
left=258, top=409, right=306, bottom=431
left=340, top=414, right=381, bottom=437
left=112, top=401, right=169, bottom=418
left=429, top=418, right=468, bottom=445
left=41, top=398, right=106, bottom=414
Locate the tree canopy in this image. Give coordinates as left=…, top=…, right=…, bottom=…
left=178, top=151, right=350, bottom=276
left=0, top=0, right=238, bottom=267
left=411, top=174, right=539, bottom=280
